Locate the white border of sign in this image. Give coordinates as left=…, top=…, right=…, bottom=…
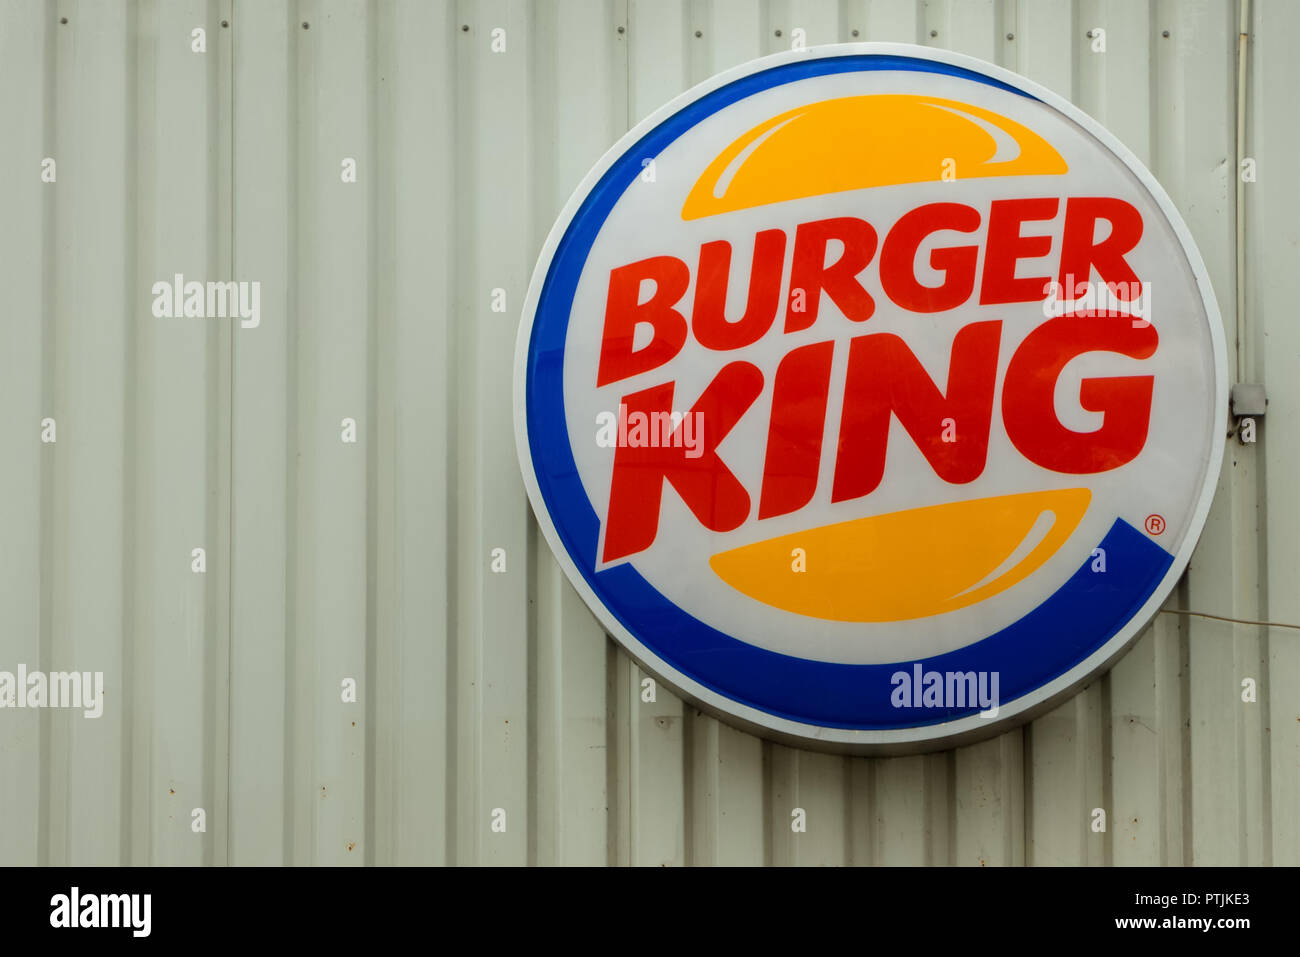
left=513, top=42, right=1228, bottom=755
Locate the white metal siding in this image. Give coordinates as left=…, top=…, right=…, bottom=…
left=0, top=0, right=1295, bottom=866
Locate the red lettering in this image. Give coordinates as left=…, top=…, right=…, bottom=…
left=979, top=198, right=1059, bottom=305
left=880, top=203, right=982, bottom=313
left=692, top=229, right=787, bottom=350
left=758, top=341, right=835, bottom=519
left=832, top=321, right=1003, bottom=502
left=597, top=256, right=690, bottom=387
left=784, top=217, right=877, bottom=332
left=1002, top=316, right=1157, bottom=473
left=602, top=362, right=764, bottom=562
left=1057, top=197, right=1143, bottom=297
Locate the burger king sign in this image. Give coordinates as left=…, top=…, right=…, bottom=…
left=514, top=44, right=1226, bottom=752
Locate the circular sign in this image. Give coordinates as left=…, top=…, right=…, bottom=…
left=514, top=43, right=1226, bottom=753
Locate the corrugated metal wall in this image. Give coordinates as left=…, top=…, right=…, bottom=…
left=0, top=0, right=1295, bottom=866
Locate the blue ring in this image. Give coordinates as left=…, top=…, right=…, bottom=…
left=523, top=54, right=1173, bottom=730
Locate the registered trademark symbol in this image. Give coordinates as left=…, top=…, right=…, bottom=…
left=1145, top=514, right=1166, bottom=535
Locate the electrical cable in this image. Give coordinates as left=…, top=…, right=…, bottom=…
left=1159, top=608, right=1300, bottom=631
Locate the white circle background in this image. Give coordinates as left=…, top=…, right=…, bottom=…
left=514, top=43, right=1228, bottom=754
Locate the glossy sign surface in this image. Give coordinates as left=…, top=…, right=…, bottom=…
left=514, top=44, right=1226, bottom=752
